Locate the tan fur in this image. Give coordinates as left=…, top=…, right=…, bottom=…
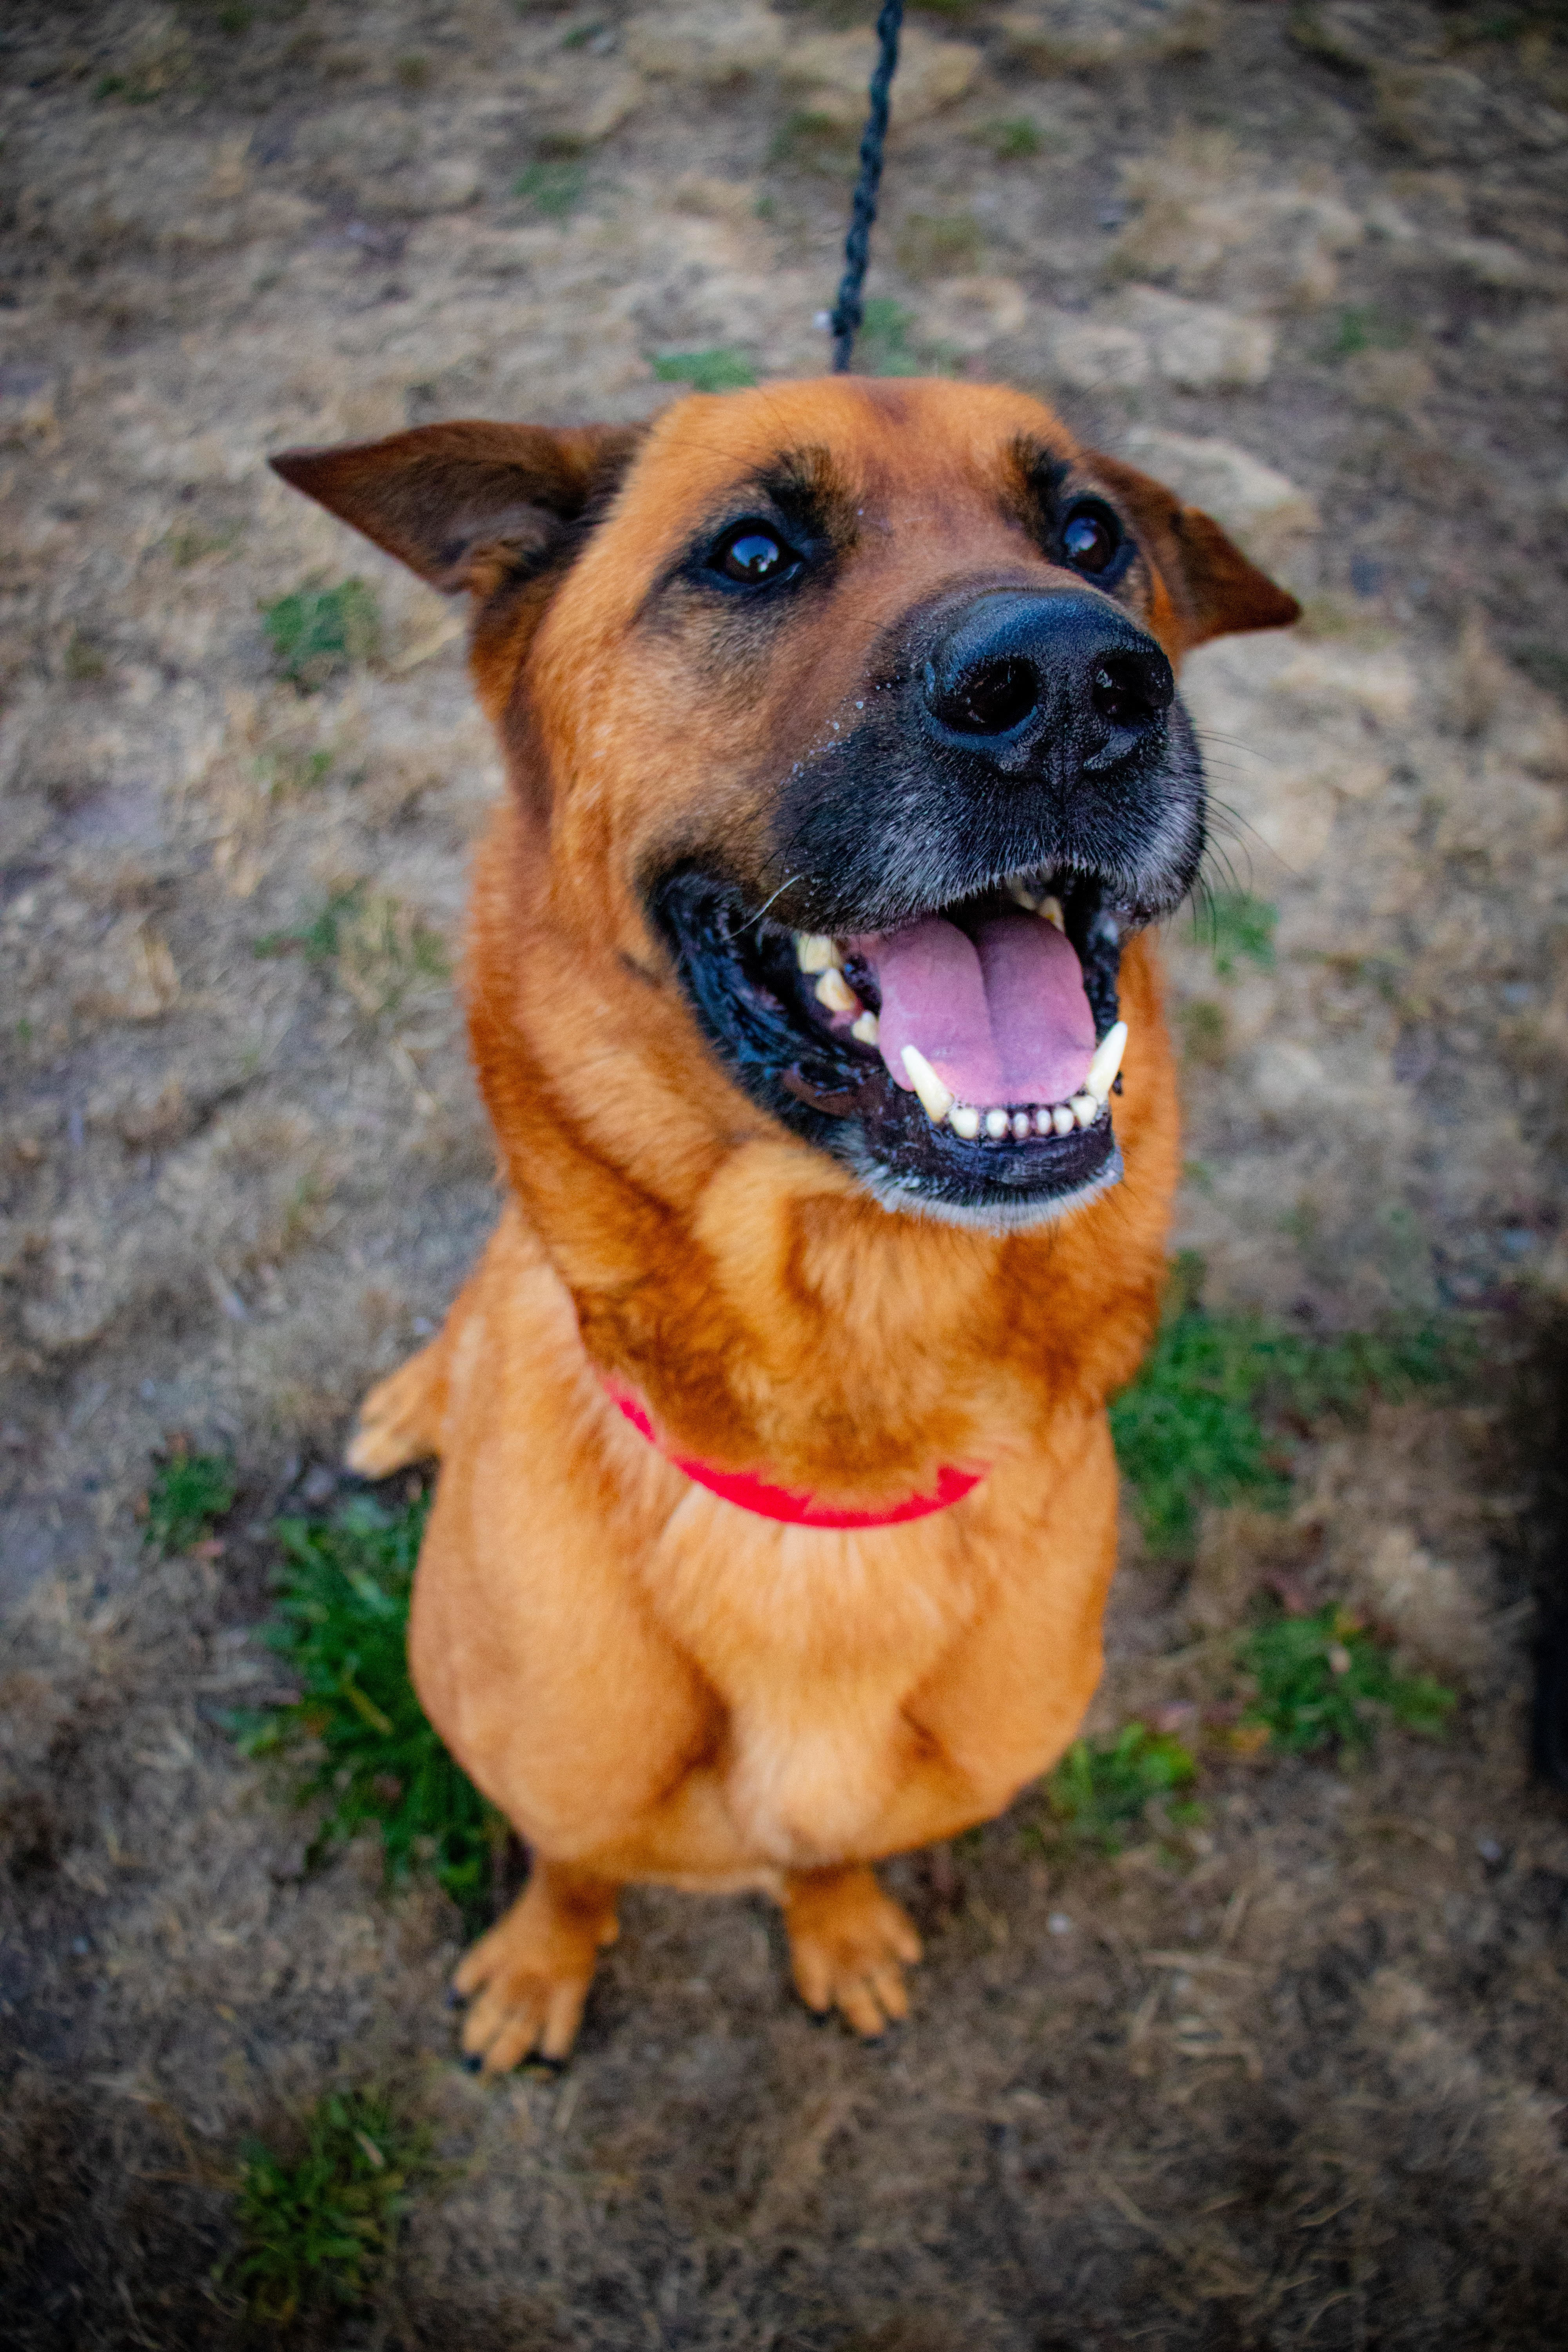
left=275, top=378, right=1298, bottom=2062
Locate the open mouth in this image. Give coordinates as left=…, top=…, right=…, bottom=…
left=653, top=867, right=1132, bottom=1230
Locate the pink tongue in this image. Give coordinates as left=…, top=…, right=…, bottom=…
left=855, top=912, right=1096, bottom=1109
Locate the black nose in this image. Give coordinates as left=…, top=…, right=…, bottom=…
left=920, top=590, right=1174, bottom=762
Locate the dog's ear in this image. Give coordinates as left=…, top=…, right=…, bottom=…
left=1087, top=450, right=1301, bottom=650
left=269, top=420, right=644, bottom=600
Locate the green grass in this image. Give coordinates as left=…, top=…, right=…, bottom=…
left=142, top=1444, right=236, bottom=1556
left=233, top=2089, right=429, bottom=2326
left=1321, top=305, right=1412, bottom=361
left=975, top=114, right=1046, bottom=159
left=1042, top=1723, right=1200, bottom=1854
left=1514, top=641, right=1568, bottom=706
left=1201, top=889, right=1277, bottom=980
left=855, top=298, right=924, bottom=378
left=512, top=160, right=588, bottom=218
left=1110, top=1254, right=1456, bottom=1556
left=254, top=883, right=367, bottom=965
left=261, top=578, right=380, bottom=691
left=768, top=108, right=859, bottom=173
left=653, top=347, right=758, bottom=393
left=1238, top=1603, right=1455, bottom=1759
left=230, top=1497, right=505, bottom=1924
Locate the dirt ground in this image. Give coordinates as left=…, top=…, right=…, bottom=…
left=4, top=1, right=1568, bottom=2344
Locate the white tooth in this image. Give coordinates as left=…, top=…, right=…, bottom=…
left=1036, top=1107, right=1054, bottom=1136
left=901, top=1045, right=954, bottom=1126
left=1039, top=894, right=1065, bottom=931
left=850, top=1009, right=880, bottom=1045
left=1053, top=1103, right=1076, bottom=1137
left=985, top=1108, right=1010, bottom=1140
left=1085, top=1020, right=1128, bottom=1102
left=951, top=1104, right=980, bottom=1140
left=1007, top=881, right=1040, bottom=913
left=795, top=933, right=837, bottom=974
left=1071, top=1093, right=1097, bottom=1128
left=1012, top=1111, right=1031, bottom=1141
left=815, top=966, right=858, bottom=1014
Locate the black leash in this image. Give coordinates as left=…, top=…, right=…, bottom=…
left=828, top=0, right=905, bottom=373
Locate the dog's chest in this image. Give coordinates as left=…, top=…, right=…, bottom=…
left=642, top=1514, right=978, bottom=1864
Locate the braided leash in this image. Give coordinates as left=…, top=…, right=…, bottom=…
left=827, top=0, right=906, bottom=373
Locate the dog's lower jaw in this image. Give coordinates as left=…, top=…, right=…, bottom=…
left=848, top=1137, right=1127, bottom=1233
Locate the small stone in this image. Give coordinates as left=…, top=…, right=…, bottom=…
left=1120, top=285, right=1275, bottom=388
left=1045, top=315, right=1149, bottom=390
left=918, top=276, right=1029, bottom=356
left=997, top=0, right=1218, bottom=74
left=783, top=26, right=981, bottom=131
left=625, top=5, right=785, bottom=85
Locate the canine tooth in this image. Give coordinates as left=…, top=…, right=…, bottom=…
left=985, top=1108, right=1010, bottom=1140
left=815, top=967, right=858, bottom=1014
left=951, top=1104, right=980, bottom=1140
left=1007, top=881, right=1040, bottom=913
left=1053, top=1103, right=1076, bottom=1137
left=1012, top=1111, right=1031, bottom=1142
left=901, top=1045, right=954, bottom=1126
left=1039, top=895, right=1065, bottom=931
left=850, top=1009, right=880, bottom=1045
left=1085, top=1020, right=1128, bottom=1102
left=795, top=933, right=837, bottom=974
left=1070, top=1093, right=1097, bottom=1128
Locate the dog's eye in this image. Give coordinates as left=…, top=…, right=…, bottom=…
left=1060, top=500, right=1123, bottom=577
left=711, top=522, right=798, bottom=587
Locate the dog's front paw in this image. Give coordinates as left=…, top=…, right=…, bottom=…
left=452, top=1866, right=618, bottom=2073
left=345, top=1345, right=445, bottom=1478
left=784, top=1864, right=922, bottom=2038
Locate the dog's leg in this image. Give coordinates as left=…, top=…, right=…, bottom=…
left=452, top=1860, right=620, bottom=2072
left=345, top=1337, right=450, bottom=1477
left=782, top=1864, right=922, bottom=2038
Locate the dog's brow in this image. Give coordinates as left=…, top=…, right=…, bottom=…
left=750, top=445, right=858, bottom=550
left=1001, top=437, right=1073, bottom=537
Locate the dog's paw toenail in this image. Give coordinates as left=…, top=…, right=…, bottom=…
left=461, top=2051, right=484, bottom=2074
left=445, top=1985, right=465, bottom=2011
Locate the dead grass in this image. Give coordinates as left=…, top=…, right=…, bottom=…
left=3, top=1, right=1568, bottom=2344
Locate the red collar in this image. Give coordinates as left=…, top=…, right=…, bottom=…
left=601, top=1379, right=985, bottom=1529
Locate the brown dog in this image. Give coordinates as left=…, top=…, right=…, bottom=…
left=272, top=379, right=1296, bottom=2069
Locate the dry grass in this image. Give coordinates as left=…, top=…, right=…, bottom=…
left=3, top=0, right=1567, bottom=2343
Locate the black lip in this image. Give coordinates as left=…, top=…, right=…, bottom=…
left=652, top=867, right=1129, bottom=1222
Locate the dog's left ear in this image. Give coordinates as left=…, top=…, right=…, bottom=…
left=269, top=419, right=644, bottom=601
left=1087, top=450, right=1301, bottom=651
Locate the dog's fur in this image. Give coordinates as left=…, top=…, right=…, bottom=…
left=272, top=379, right=1297, bottom=2067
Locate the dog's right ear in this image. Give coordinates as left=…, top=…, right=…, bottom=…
left=269, top=419, right=644, bottom=601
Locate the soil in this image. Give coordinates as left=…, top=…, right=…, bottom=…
left=3, top=2, right=1568, bottom=2346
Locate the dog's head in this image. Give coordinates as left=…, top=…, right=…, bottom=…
left=274, top=379, right=1296, bottom=1234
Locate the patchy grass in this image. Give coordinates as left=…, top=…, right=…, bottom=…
left=512, top=160, right=588, bottom=218
left=233, top=2088, right=430, bottom=2326
left=973, top=114, right=1047, bottom=159
left=895, top=210, right=982, bottom=281
left=1201, top=889, right=1278, bottom=980
left=653, top=347, right=758, bottom=392
left=252, top=885, right=448, bottom=1018
left=1041, top=1724, right=1200, bottom=1855
left=1111, top=1254, right=1457, bottom=1555
left=231, top=1496, right=505, bottom=1924
left=261, top=578, right=381, bottom=691
left=141, top=1442, right=236, bottom=1556
left=1321, top=304, right=1413, bottom=361
left=1178, top=998, right=1229, bottom=1069
left=1514, top=640, right=1568, bottom=705
left=254, top=884, right=367, bottom=965
left=1237, top=1603, right=1456, bottom=1759
left=769, top=108, right=858, bottom=173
